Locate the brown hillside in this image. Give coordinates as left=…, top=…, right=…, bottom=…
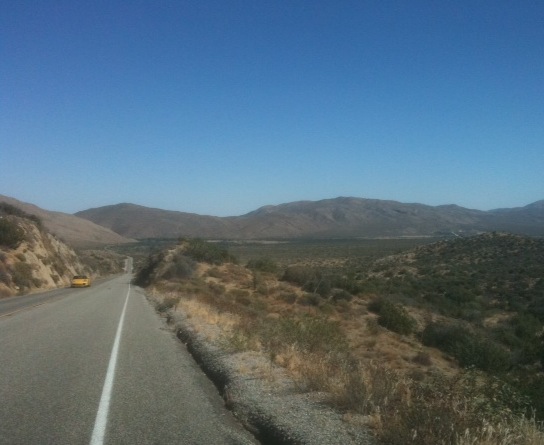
left=0, top=195, right=135, bottom=247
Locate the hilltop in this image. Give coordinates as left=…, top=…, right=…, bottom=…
left=0, top=195, right=134, bottom=248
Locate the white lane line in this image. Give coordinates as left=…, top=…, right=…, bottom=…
left=90, top=284, right=131, bottom=445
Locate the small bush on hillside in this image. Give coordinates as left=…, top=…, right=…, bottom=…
left=184, top=239, right=235, bottom=265
left=370, top=299, right=417, bottom=335
left=279, top=292, right=297, bottom=304
left=282, top=266, right=340, bottom=297
left=298, top=292, right=323, bottom=307
left=0, top=219, right=26, bottom=249
left=11, top=262, right=33, bottom=289
left=260, top=315, right=348, bottom=356
left=282, top=265, right=316, bottom=286
left=0, top=262, right=11, bottom=285
left=331, top=289, right=353, bottom=302
left=412, top=351, right=432, bottom=366
left=133, top=252, right=165, bottom=287
left=422, top=321, right=512, bottom=372
left=162, top=253, right=196, bottom=281
left=156, top=295, right=181, bottom=313
left=246, top=257, right=279, bottom=274
left=378, top=369, right=535, bottom=445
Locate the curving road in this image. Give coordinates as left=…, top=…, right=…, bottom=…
left=0, top=263, right=257, bottom=445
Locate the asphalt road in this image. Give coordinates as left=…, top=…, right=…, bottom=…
left=0, top=268, right=257, bottom=445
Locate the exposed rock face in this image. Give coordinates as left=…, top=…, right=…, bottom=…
left=0, top=216, right=92, bottom=297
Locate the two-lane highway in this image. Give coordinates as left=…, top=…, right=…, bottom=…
left=0, top=268, right=257, bottom=444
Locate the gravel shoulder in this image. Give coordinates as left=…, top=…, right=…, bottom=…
left=163, top=307, right=377, bottom=445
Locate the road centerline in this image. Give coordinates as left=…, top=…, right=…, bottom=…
left=90, top=284, right=131, bottom=445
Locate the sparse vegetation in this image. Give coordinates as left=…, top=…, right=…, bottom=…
left=138, top=234, right=544, bottom=444
left=0, top=218, right=26, bottom=249
left=0, top=202, right=43, bottom=228
left=369, top=298, right=417, bottom=335
left=11, top=261, right=34, bottom=289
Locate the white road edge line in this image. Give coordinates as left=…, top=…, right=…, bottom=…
left=90, top=284, right=131, bottom=445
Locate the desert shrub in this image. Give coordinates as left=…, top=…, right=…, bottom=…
left=0, top=218, right=26, bottom=249
left=206, top=267, right=223, bottom=278
left=331, top=289, right=353, bottom=302
left=278, top=292, right=297, bottom=304
left=207, top=281, right=226, bottom=296
left=422, top=321, right=511, bottom=372
left=228, top=288, right=251, bottom=306
left=11, top=262, right=33, bottom=289
left=303, top=274, right=332, bottom=297
left=379, top=369, right=534, bottom=445
left=366, top=318, right=380, bottom=335
left=367, top=297, right=385, bottom=313
left=246, top=257, right=278, bottom=274
left=161, top=253, right=196, bottom=281
left=156, top=295, right=181, bottom=313
left=376, top=300, right=417, bottom=335
left=0, top=262, right=11, bottom=284
left=262, top=315, right=348, bottom=356
left=134, top=251, right=164, bottom=287
left=298, top=292, right=323, bottom=307
left=184, top=238, right=235, bottom=265
left=412, top=351, right=432, bottom=366
left=281, top=265, right=316, bottom=286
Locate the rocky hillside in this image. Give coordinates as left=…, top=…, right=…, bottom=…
left=0, top=195, right=135, bottom=247
left=76, top=197, right=544, bottom=239
left=0, top=204, right=124, bottom=297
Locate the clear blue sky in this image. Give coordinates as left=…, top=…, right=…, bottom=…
left=2, top=1, right=543, bottom=216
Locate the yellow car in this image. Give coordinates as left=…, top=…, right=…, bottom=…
left=71, top=275, right=91, bottom=288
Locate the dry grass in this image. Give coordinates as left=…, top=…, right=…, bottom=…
left=148, top=261, right=544, bottom=445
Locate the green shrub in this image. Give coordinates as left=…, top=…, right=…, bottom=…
left=422, top=322, right=511, bottom=372
left=279, top=292, right=297, bottom=304
left=331, top=289, right=353, bottom=302
left=162, top=253, right=196, bottom=281
left=376, top=300, right=417, bottom=335
left=134, top=251, right=164, bottom=287
left=262, top=315, right=348, bottom=355
left=184, top=239, right=235, bottom=265
left=298, top=293, right=323, bottom=307
left=0, top=219, right=26, bottom=249
left=247, top=257, right=278, bottom=273
left=281, top=265, right=316, bottom=286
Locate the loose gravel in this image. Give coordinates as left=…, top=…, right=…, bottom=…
left=167, top=310, right=377, bottom=445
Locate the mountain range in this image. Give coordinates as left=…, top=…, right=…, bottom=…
left=74, top=197, right=544, bottom=240
left=2, top=195, right=543, bottom=244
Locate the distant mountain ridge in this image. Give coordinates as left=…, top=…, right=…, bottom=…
left=74, top=197, right=544, bottom=239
